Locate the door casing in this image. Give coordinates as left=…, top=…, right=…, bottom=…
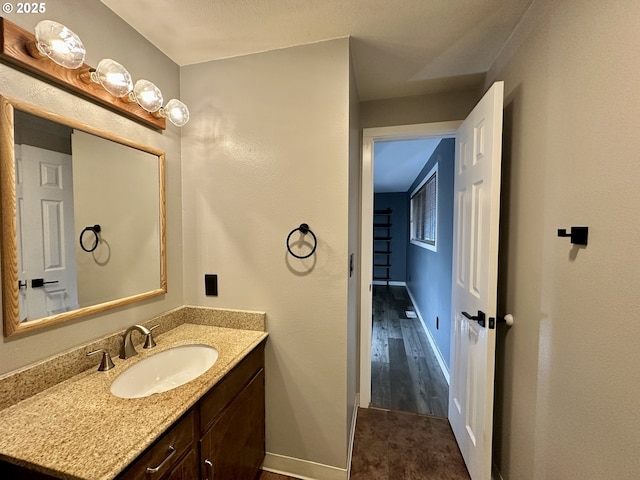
left=359, top=121, right=461, bottom=408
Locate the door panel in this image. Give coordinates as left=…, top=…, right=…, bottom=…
left=449, top=81, right=504, bottom=480
left=17, top=144, right=78, bottom=320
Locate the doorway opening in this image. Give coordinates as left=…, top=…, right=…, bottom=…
left=360, top=122, right=461, bottom=414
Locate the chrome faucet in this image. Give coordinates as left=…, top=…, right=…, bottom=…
left=119, top=324, right=158, bottom=359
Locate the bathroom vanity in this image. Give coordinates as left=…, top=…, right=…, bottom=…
left=118, top=338, right=265, bottom=480
left=0, top=311, right=268, bottom=480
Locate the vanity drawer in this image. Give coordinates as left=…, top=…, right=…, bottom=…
left=199, top=340, right=265, bottom=435
left=118, top=410, right=195, bottom=480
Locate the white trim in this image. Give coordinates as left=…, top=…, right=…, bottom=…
left=262, top=453, right=348, bottom=480
left=410, top=239, right=437, bottom=251
left=347, top=393, right=360, bottom=479
left=372, top=280, right=406, bottom=286
left=263, top=394, right=359, bottom=480
left=410, top=162, right=438, bottom=198
left=360, top=121, right=461, bottom=409
left=405, top=286, right=450, bottom=384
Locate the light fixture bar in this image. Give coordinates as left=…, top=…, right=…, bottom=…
left=0, top=17, right=166, bottom=130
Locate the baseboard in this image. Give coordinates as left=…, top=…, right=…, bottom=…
left=372, top=280, right=406, bottom=286
left=262, top=396, right=358, bottom=480
left=405, top=286, right=451, bottom=385
left=262, top=453, right=348, bottom=480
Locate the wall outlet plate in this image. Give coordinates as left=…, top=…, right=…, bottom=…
left=205, top=274, right=218, bottom=296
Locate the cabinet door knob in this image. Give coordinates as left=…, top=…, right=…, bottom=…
left=204, top=459, right=214, bottom=479
left=145, top=445, right=176, bottom=474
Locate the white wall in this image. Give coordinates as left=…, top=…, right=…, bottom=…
left=72, top=130, right=160, bottom=307
left=486, top=0, right=640, bottom=478
left=0, top=0, right=183, bottom=374
left=180, top=38, right=354, bottom=476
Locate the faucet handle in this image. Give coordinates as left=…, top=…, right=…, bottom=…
left=87, top=349, right=115, bottom=371
left=143, top=324, right=160, bottom=349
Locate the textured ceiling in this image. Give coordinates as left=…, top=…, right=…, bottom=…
left=374, top=138, right=441, bottom=193
left=100, top=0, right=532, bottom=101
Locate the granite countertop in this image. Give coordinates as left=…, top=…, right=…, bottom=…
left=0, top=322, right=268, bottom=479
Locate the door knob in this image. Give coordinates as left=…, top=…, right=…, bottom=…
left=31, top=278, right=59, bottom=288
left=462, top=310, right=486, bottom=328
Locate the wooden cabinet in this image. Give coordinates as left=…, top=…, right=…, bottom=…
left=199, top=340, right=265, bottom=480
left=200, top=370, right=265, bottom=480
left=118, top=339, right=266, bottom=480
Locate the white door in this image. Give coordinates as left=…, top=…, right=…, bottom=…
left=16, top=144, right=78, bottom=321
left=448, top=81, right=504, bottom=480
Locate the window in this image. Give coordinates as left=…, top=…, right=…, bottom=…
left=410, top=164, right=437, bottom=251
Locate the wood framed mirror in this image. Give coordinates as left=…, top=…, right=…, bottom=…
left=0, top=96, right=167, bottom=337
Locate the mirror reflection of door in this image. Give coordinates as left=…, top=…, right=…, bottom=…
left=15, top=144, right=79, bottom=321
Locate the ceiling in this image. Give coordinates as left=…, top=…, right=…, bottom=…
left=99, top=0, right=532, bottom=101
left=374, top=138, right=441, bottom=193
left=99, top=1, right=531, bottom=192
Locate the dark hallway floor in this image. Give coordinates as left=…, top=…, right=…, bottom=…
left=260, top=407, right=470, bottom=480
left=350, top=407, right=470, bottom=480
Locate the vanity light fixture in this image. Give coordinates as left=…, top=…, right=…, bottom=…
left=129, top=79, right=163, bottom=113
left=31, top=20, right=85, bottom=69
left=157, top=99, right=190, bottom=127
left=88, top=58, right=133, bottom=98
left=0, top=17, right=190, bottom=129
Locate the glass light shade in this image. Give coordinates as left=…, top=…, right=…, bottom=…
left=90, top=59, right=133, bottom=97
left=161, top=99, right=190, bottom=127
left=34, top=20, right=86, bottom=69
left=130, top=79, right=163, bottom=113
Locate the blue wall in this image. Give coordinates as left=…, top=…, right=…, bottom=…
left=406, top=138, right=455, bottom=370
left=373, top=193, right=408, bottom=283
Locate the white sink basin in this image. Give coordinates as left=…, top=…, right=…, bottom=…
left=110, top=344, right=219, bottom=399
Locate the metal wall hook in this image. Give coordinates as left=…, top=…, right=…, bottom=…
left=557, top=226, right=588, bottom=246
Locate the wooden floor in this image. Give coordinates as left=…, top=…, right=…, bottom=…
left=370, top=285, right=449, bottom=417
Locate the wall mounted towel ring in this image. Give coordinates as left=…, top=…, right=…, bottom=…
left=286, top=223, right=317, bottom=259
left=80, top=225, right=101, bottom=252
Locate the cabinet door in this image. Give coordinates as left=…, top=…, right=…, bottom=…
left=165, top=449, right=199, bottom=480
left=200, top=370, right=265, bottom=480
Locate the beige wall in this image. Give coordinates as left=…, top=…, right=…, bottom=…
left=72, top=130, right=160, bottom=307
left=180, top=38, right=354, bottom=477
left=0, top=0, right=183, bottom=374
left=360, top=89, right=481, bottom=129
left=486, top=0, right=640, bottom=478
